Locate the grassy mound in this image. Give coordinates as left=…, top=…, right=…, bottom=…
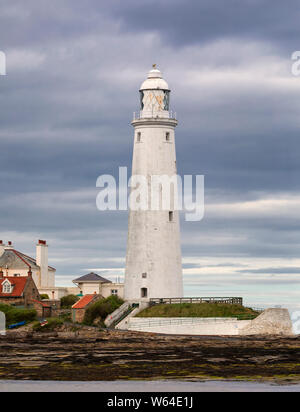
left=136, top=303, right=260, bottom=320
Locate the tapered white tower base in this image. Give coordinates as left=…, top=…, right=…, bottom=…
left=124, top=67, right=183, bottom=302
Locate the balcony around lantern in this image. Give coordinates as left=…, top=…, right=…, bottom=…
left=133, top=110, right=177, bottom=121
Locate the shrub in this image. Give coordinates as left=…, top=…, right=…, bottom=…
left=0, top=304, right=37, bottom=326
left=40, top=294, right=49, bottom=300
left=7, top=309, right=37, bottom=324
left=59, top=311, right=71, bottom=322
left=83, top=295, right=124, bottom=325
left=60, top=294, right=80, bottom=309
left=32, top=317, right=64, bottom=332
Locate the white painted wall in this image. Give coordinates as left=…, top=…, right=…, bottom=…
left=39, top=286, right=79, bottom=300
left=126, top=317, right=251, bottom=336
left=101, top=283, right=124, bottom=299
left=75, top=282, right=124, bottom=298
left=76, top=282, right=100, bottom=295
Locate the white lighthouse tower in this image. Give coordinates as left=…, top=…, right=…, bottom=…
left=124, top=65, right=183, bottom=302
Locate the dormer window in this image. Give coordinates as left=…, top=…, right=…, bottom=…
left=2, top=280, right=12, bottom=294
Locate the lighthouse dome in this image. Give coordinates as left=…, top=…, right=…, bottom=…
left=140, top=66, right=170, bottom=91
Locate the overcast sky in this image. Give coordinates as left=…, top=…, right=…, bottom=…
left=1, top=0, right=300, bottom=311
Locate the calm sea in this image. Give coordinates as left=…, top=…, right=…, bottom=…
left=0, top=380, right=299, bottom=392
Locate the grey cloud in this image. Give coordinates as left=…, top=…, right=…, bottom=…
left=0, top=0, right=300, bottom=309
left=238, top=267, right=300, bottom=274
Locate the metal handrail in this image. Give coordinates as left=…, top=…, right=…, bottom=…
left=133, top=111, right=177, bottom=120
left=128, top=317, right=239, bottom=330
left=149, top=297, right=243, bottom=306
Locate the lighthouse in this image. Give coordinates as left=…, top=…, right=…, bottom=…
left=124, top=66, right=183, bottom=301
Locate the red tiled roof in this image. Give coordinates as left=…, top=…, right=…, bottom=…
left=72, top=294, right=97, bottom=309
left=0, top=277, right=28, bottom=297
left=31, top=299, right=49, bottom=307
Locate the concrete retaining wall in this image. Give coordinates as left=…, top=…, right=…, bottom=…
left=239, top=308, right=293, bottom=335
left=126, top=317, right=251, bottom=335
left=124, top=309, right=294, bottom=336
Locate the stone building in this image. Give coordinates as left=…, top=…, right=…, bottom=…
left=0, top=271, right=40, bottom=307
left=71, top=294, right=101, bottom=323
left=31, top=299, right=60, bottom=318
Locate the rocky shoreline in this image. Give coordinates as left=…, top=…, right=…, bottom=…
left=2, top=329, right=300, bottom=382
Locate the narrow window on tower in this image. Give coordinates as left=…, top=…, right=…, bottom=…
left=137, top=132, right=141, bottom=142
left=141, top=288, right=148, bottom=298
left=142, top=273, right=147, bottom=279
left=169, top=211, right=174, bottom=222
left=166, top=132, right=170, bottom=141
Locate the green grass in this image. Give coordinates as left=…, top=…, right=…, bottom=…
left=136, top=303, right=260, bottom=319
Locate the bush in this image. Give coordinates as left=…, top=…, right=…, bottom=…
left=60, top=294, right=80, bottom=309
left=40, top=294, right=49, bottom=300
left=83, top=295, right=124, bottom=325
left=32, top=317, right=64, bottom=332
left=59, top=311, right=71, bottom=322
left=0, top=303, right=37, bottom=326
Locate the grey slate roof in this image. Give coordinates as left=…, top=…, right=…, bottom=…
left=73, top=272, right=112, bottom=284
left=0, top=249, right=56, bottom=271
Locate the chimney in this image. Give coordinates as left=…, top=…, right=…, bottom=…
left=0, top=241, right=5, bottom=257
left=4, top=241, right=13, bottom=250
left=36, top=240, right=48, bottom=288
left=0, top=268, right=3, bottom=279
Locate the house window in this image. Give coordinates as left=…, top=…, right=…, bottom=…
left=169, top=211, right=174, bottom=222
left=137, top=132, right=141, bottom=142
left=141, top=288, right=148, bottom=298
left=166, top=132, right=170, bottom=141
left=142, top=273, right=147, bottom=279
left=111, top=289, right=118, bottom=296
left=2, top=281, right=11, bottom=294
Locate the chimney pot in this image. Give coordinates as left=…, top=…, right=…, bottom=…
left=8, top=241, right=12, bottom=246
left=38, top=240, right=47, bottom=245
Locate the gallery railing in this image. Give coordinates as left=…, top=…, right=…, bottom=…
left=149, top=297, right=243, bottom=306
